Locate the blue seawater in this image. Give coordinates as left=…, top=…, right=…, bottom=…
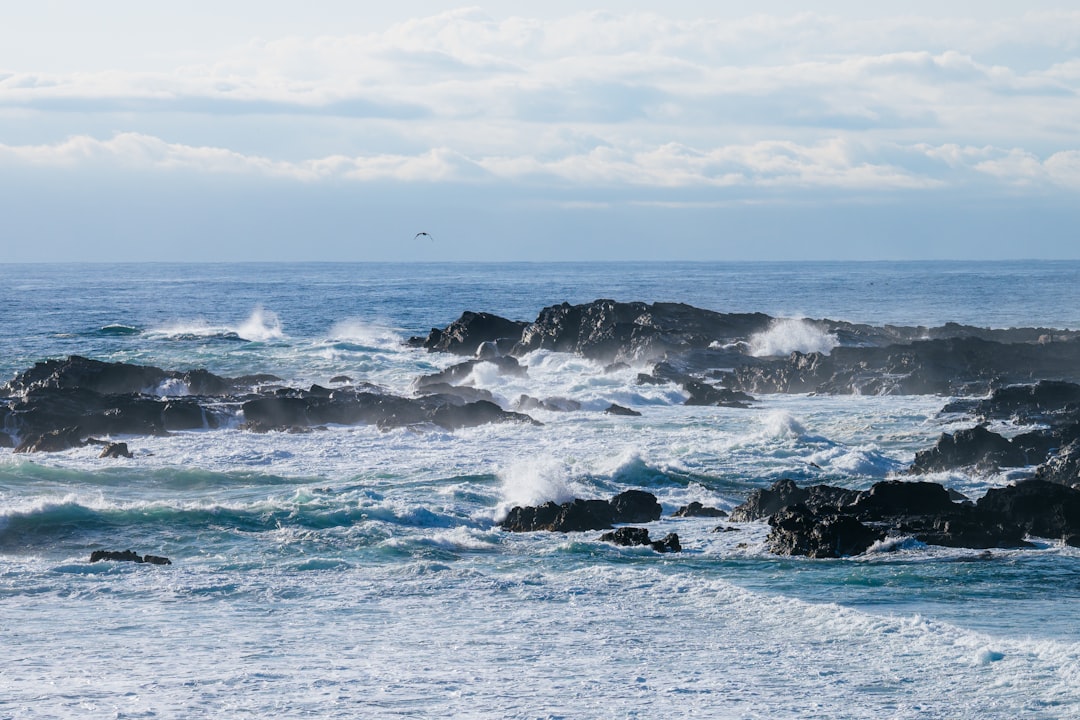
left=1, top=261, right=1078, bottom=719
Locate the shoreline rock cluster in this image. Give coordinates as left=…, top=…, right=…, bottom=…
left=5, top=298, right=1080, bottom=560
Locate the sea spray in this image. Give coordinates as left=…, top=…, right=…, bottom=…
left=749, top=317, right=839, bottom=357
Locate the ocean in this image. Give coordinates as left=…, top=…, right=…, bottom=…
left=1, top=260, right=1079, bottom=719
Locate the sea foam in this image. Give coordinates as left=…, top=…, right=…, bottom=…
left=749, top=318, right=839, bottom=357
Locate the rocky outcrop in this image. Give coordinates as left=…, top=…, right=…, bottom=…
left=599, top=527, right=682, bottom=552
left=89, top=550, right=172, bottom=565
left=729, top=477, right=1072, bottom=556
left=672, top=502, right=727, bottom=518
left=241, top=390, right=537, bottom=433
left=724, top=337, right=1080, bottom=397
left=98, top=442, right=133, bottom=459
left=604, top=404, right=641, bottom=417
left=728, top=479, right=859, bottom=522
left=767, top=505, right=884, bottom=558
left=500, top=490, right=663, bottom=532
left=409, top=311, right=528, bottom=356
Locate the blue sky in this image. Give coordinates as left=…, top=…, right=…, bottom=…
left=2, top=1, right=1078, bottom=261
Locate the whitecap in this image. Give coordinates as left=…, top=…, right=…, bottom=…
left=749, top=318, right=839, bottom=357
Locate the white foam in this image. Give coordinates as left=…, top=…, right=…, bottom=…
left=327, top=319, right=403, bottom=349
left=150, top=305, right=284, bottom=342
left=495, top=456, right=580, bottom=519
left=749, top=318, right=839, bottom=357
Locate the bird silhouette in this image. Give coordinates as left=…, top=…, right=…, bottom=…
left=414, top=232, right=434, bottom=240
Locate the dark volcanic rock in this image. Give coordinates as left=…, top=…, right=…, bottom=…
left=599, top=527, right=682, bottom=552
left=604, top=403, right=641, bottom=417
left=241, top=390, right=536, bottom=433
left=851, top=480, right=961, bottom=520
left=1035, top=438, right=1080, bottom=486
left=672, top=501, right=727, bottom=518
left=728, top=478, right=859, bottom=522
left=14, top=426, right=85, bottom=453
left=977, top=480, right=1080, bottom=543
left=411, top=311, right=528, bottom=356
left=610, top=490, right=663, bottom=523
left=3, top=355, right=249, bottom=396
left=99, top=442, right=133, bottom=459
left=0, top=432, right=11, bottom=448
left=909, top=425, right=1029, bottom=474
left=414, top=356, right=526, bottom=390
left=513, top=300, right=773, bottom=364
left=501, top=491, right=662, bottom=532
left=516, top=395, right=582, bottom=412
left=767, top=504, right=884, bottom=558
left=726, top=338, right=1080, bottom=397
left=89, top=549, right=172, bottom=565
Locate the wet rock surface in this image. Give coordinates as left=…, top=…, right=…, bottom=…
left=90, top=550, right=172, bottom=565
left=731, top=477, right=1080, bottom=556
left=599, top=527, right=682, bottom=552
left=500, top=490, right=662, bottom=532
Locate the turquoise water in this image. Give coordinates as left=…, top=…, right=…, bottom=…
left=1, top=261, right=1078, bottom=718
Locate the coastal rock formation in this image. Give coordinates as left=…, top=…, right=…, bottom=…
left=1, top=357, right=540, bottom=450
left=599, top=527, right=682, bottom=552
left=500, top=490, right=663, bottom=532
left=89, top=550, right=172, bottom=565
left=729, top=477, right=1079, bottom=556
left=409, top=311, right=528, bottom=356
left=672, top=501, right=727, bottom=518
left=767, top=505, right=884, bottom=558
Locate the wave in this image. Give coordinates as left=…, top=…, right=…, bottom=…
left=749, top=318, right=839, bottom=357
left=148, top=306, right=285, bottom=343
left=95, top=324, right=141, bottom=337
left=327, top=319, right=404, bottom=351
left=0, top=491, right=478, bottom=549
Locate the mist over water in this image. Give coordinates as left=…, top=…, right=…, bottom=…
left=2, top=261, right=1079, bottom=718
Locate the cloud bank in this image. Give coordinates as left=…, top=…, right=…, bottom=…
left=1, top=7, right=1078, bottom=260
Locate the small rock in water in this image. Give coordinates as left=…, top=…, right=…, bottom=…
left=672, top=501, right=727, bottom=518
left=89, top=549, right=172, bottom=565
left=99, top=442, right=133, bottom=459
left=604, top=404, right=641, bottom=417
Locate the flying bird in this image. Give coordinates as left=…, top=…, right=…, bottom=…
left=414, top=232, right=434, bottom=240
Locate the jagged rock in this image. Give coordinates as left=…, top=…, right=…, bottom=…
left=604, top=404, right=641, bottom=417
left=2, top=355, right=259, bottom=396
left=516, top=395, right=582, bottom=412
left=909, top=425, right=1029, bottom=474
left=599, top=527, right=682, bottom=552
left=329, top=375, right=352, bottom=384
left=1035, top=438, right=1080, bottom=486
left=850, top=480, right=961, bottom=520
left=500, top=491, right=662, bottom=532
left=600, top=527, right=652, bottom=546
left=728, top=479, right=858, bottom=522
left=610, top=490, right=663, bottom=523
left=13, top=426, right=84, bottom=453
left=767, top=504, right=884, bottom=558
left=977, top=480, right=1080, bottom=543
left=413, top=356, right=526, bottom=390
left=512, top=300, right=773, bottom=364
left=99, top=442, right=133, bottom=459
left=89, top=550, right=171, bottom=565
left=640, top=361, right=755, bottom=407
left=409, top=311, right=528, bottom=356
left=672, top=501, right=727, bottom=518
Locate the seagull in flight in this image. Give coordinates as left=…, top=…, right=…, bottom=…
left=414, top=232, right=434, bottom=240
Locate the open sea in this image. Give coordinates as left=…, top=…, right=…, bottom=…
left=2, top=260, right=1079, bottom=719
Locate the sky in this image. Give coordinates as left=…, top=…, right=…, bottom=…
left=1, top=1, right=1079, bottom=262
